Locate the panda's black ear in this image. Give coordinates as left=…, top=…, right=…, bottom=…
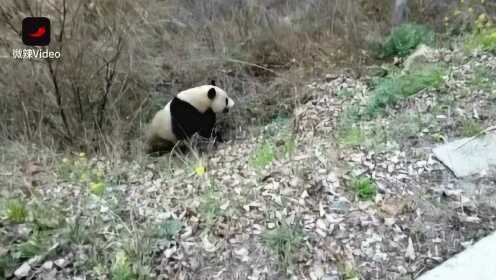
left=207, top=88, right=216, bottom=99
left=210, top=80, right=216, bottom=86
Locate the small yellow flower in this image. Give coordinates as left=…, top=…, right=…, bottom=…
left=453, top=10, right=461, bottom=16
left=79, top=152, right=86, bottom=158
left=194, top=166, right=206, bottom=176
left=62, top=158, right=69, bottom=163
left=468, top=7, right=474, bottom=13
left=444, top=16, right=449, bottom=22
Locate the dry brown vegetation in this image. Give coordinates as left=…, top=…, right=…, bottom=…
left=1, top=0, right=489, bottom=155
left=0, top=0, right=384, bottom=155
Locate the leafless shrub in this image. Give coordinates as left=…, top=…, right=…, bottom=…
left=0, top=0, right=378, bottom=155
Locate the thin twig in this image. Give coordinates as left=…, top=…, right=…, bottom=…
left=46, top=59, right=72, bottom=141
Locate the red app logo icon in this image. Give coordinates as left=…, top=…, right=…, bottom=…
left=28, top=26, right=47, bottom=38
left=22, top=17, right=50, bottom=46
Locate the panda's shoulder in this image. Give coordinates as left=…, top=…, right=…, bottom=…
left=170, top=96, right=201, bottom=115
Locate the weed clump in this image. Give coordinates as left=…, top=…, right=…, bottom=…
left=366, top=66, right=445, bottom=118
left=351, top=177, right=377, bottom=201
left=250, top=117, right=296, bottom=169
left=465, top=28, right=496, bottom=54
left=339, top=127, right=366, bottom=148
left=5, top=199, right=28, bottom=224
left=262, top=224, right=305, bottom=271
left=371, top=23, right=435, bottom=59
left=459, top=119, right=483, bottom=137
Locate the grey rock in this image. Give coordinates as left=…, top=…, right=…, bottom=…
left=418, top=231, right=496, bottom=280
left=14, top=263, right=31, bottom=278
left=433, top=134, right=496, bottom=178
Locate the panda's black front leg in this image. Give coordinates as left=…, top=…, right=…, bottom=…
left=211, top=127, right=225, bottom=143
left=198, top=110, right=217, bottom=140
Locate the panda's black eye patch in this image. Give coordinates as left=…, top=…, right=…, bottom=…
left=207, top=88, right=216, bottom=99
left=225, top=97, right=228, bottom=106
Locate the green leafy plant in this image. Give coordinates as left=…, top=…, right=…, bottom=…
left=351, top=177, right=377, bottom=201
left=372, top=23, right=435, bottom=59
left=262, top=224, right=305, bottom=271
left=156, top=218, right=183, bottom=240
left=15, top=237, right=46, bottom=260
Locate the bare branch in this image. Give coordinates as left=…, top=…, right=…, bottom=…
left=46, top=59, right=72, bottom=142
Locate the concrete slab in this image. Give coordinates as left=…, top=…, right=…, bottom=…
left=417, top=231, right=496, bottom=280
left=433, top=134, right=496, bottom=178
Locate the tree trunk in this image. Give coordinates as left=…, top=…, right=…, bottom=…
left=392, top=0, right=408, bottom=27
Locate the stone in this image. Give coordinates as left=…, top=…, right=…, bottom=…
left=54, top=258, right=68, bottom=268
left=433, top=134, right=496, bottom=178
left=418, top=231, right=496, bottom=280
left=14, top=263, right=31, bottom=278
left=41, top=261, right=53, bottom=270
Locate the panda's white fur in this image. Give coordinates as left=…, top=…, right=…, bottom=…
left=149, top=101, right=176, bottom=142
left=146, top=84, right=234, bottom=153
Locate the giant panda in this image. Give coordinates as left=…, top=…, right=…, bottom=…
left=146, top=81, right=235, bottom=155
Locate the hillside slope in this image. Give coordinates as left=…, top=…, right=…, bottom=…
left=1, top=41, right=496, bottom=280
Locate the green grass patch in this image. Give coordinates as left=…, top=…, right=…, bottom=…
left=468, top=65, right=495, bottom=91
left=199, top=184, right=223, bottom=228
left=339, top=127, right=366, bottom=147
left=338, top=262, right=360, bottom=280
left=5, top=199, right=28, bottom=223
left=111, top=251, right=136, bottom=280
left=262, top=224, right=305, bottom=271
left=371, top=23, right=435, bottom=59
left=250, top=142, right=277, bottom=169
left=459, top=119, right=483, bottom=137
left=336, top=89, right=356, bottom=98
left=250, top=117, right=296, bottom=169
left=366, top=66, right=445, bottom=118
left=351, top=177, right=377, bottom=201
left=280, top=134, right=296, bottom=157
left=465, top=28, right=496, bottom=54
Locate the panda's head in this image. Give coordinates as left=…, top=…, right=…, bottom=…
left=207, top=81, right=235, bottom=114
left=177, top=80, right=235, bottom=114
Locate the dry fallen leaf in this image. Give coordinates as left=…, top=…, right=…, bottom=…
left=201, top=236, right=217, bottom=253
left=405, top=237, right=416, bottom=261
